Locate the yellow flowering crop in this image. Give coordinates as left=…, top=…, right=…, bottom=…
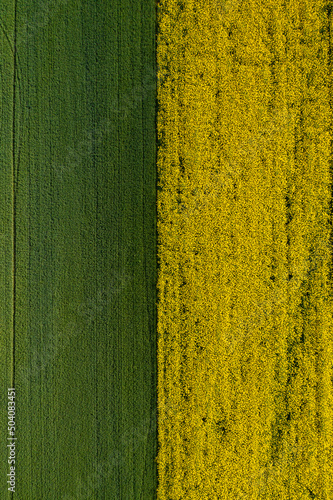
left=157, top=1, right=333, bottom=498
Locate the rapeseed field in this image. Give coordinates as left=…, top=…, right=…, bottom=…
left=157, top=1, right=333, bottom=498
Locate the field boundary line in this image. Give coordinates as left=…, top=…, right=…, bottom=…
left=11, top=0, right=18, bottom=397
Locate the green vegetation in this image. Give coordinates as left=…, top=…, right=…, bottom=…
left=0, top=2, right=15, bottom=494
left=1, top=0, right=157, bottom=498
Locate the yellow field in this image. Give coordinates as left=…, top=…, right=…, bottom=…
left=157, top=1, right=333, bottom=498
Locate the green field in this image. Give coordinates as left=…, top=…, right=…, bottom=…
left=0, top=1, right=157, bottom=498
